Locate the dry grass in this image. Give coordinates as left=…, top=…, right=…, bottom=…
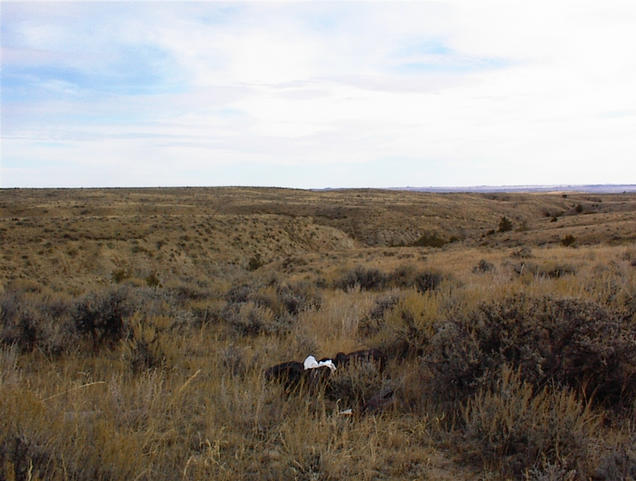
left=1, top=187, right=634, bottom=480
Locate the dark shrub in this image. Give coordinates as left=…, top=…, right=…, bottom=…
left=426, top=295, right=636, bottom=412
left=122, top=334, right=165, bottom=373
left=223, top=302, right=293, bottom=337
left=369, top=295, right=401, bottom=320
left=335, top=267, right=386, bottom=291
left=384, top=265, right=416, bottom=288
left=592, top=440, right=636, bottom=481
left=561, top=234, right=576, bottom=247
left=0, top=308, right=38, bottom=353
left=542, top=264, right=576, bottom=278
left=144, top=273, right=160, bottom=288
left=414, top=270, right=443, bottom=293
left=508, top=261, right=539, bottom=276
left=223, top=281, right=318, bottom=336
left=275, top=282, right=321, bottom=315
left=72, top=287, right=134, bottom=349
left=222, top=302, right=265, bottom=336
left=247, top=254, right=264, bottom=271
left=472, top=259, right=495, bottom=273
left=168, top=284, right=208, bottom=303
left=511, top=246, right=533, bottom=258
left=0, top=435, right=55, bottom=481
left=111, top=268, right=129, bottom=283
left=498, top=216, right=513, bottom=232
left=0, top=290, right=73, bottom=355
left=462, top=367, right=600, bottom=479
left=412, top=232, right=447, bottom=248
left=360, top=295, right=401, bottom=337
left=325, top=360, right=387, bottom=409
left=337, top=266, right=446, bottom=293
left=225, top=284, right=252, bottom=304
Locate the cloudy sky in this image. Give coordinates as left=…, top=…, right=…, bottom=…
left=2, top=1, right=635, bottom=188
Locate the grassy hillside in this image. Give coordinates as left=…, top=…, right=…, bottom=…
left=1, top=187, right=634, bottom=481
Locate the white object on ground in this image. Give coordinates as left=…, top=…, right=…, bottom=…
left=303, top=355, right=336, bottom=372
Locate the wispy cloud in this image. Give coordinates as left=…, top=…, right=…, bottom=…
left=2, top=1, right=635, bottom=187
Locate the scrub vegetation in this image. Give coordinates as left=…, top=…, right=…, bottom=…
left=1, top=187, right=635, bottom=480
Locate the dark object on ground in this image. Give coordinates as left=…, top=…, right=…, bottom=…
left=305, top=365, right=333, bottom=387
left=265, top=348, right=388, bottom=390
left=264, top=361, right=304, bottom=389
left=329, top=349, right=387, bottom=371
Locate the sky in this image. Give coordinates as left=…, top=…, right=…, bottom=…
left=1, top=1, right=635, bottom=188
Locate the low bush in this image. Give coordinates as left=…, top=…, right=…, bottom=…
left=506, top=262, right=576, bottom=278
left=412, top=232, right=447, bottom=248
left=562, top=234, right=577, bottom=247
left=120, top=320, right=166, bottom=373
left=325, top=361, right=387, bottom=409
left=461, top=367, right=601, bottom=479
left=111, top=268, right=129, bottom=283
left=335, top=266, right=446, bottom=293
left=472, top=259, right=495, bottom=274
left=511, top=246, right=533, bottom=258
left=498, top=216, right=513, bottom=233
left=222, top=281, right=321, bottom=336
left=413, top=270, right=443, bottom=293
left=0, top=289, right=73, bottom=355
left=72, top=287, right=135, bottom=349
left=425, top=295, right=636, bottom=412
left=541, top=263, right=576, bottom=278
left=359, top=294, right=401, bottom=337
left=335, top=266, right=386, bottom=291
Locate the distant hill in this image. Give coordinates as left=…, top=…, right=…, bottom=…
left=389, top=184, right=636, bottom=193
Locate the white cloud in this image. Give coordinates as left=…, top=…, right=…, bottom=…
left=2, top=1, right=635, bottom=187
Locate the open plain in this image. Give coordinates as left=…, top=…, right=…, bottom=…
left=1, top=187, right=635, bottom=480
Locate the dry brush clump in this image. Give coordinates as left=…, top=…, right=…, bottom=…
left=424, top=294, right=636, bottom=412
left=221, top=280, right=322, bottom=336
left=0, top=286, right=75, bottom=355
left=461, top=367, right=602, bottom=479
left=386, top=293, right=636, bottom=479
left=334, top=265, right=447, bottom=293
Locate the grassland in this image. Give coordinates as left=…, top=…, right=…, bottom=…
left=1, top=187, right=634, bottom=481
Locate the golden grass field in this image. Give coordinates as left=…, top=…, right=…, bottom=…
left=1, top=187, right=634, bottom=481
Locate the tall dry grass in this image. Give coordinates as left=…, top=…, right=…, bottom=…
left=1, top=187, right=635, bottom=480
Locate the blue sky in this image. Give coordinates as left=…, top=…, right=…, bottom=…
left=1, top=1, right=635, bottom=188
